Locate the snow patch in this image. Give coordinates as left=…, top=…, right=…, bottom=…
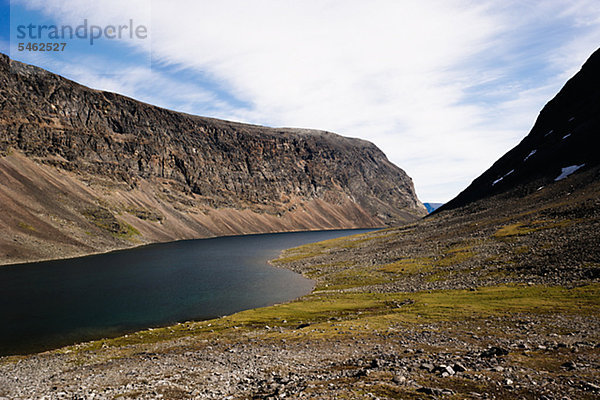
left=554, top=164, right=585, bottom=181
left=492, top=169, right=514, bottom=186
left=562, top=134, right=571, bottom=140
left=524, top=150, right=537, bottom=162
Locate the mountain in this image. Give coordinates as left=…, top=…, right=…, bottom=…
left=438, top=47, right=600, bottom=212
left=0, top=54, right=426, bottom=265
left=423, top=202, right=443, bottom=213
left=4, top=51, right=598, bottom=398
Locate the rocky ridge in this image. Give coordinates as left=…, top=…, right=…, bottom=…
left=0, top=54, right=425, bottom=265
left=439, top=47, right=600, bottom=212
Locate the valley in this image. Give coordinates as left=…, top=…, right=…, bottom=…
left=0, top=34, right=599, bottom=400
left=1, top=160, right=598, bottom=399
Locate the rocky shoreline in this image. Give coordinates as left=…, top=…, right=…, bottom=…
left=1, top=313, right=598, bottom=399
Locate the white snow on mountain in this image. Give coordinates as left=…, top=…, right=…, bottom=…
left=555, top=164, right=585, bottom=181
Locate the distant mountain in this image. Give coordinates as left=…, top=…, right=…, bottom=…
left=424, top=203, right=444, bottom=213
left=438, top=47, right=600, bottom=212
left=0, top=54, right=426, bottom=265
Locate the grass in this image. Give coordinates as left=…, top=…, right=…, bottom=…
left=296, top=260, right=395, bottom=290
left=494, top=219, right=573, bottom=238
left=118, top=223, right=141, bottom=238
left=277, top=234, right=478, bottom=291
left=273, top=232, right=375, bottom=264
left=17, top=221, right=36, bottom=232
left=378, top=257, right=433, bottom=275
left=82, top=206, right=140, bottom=239
left=124, top=206, right=164, bottom=222
left=63, top=283, right=600, bottom=353
left=299, top=254, right=453, bottom=291
left=364, top=375, right=490, bottom=400
left=319, top=268, right=391, bottom=290
left=436, top=243, right=475, bottom=267
left=515, top=245, right=530, bottom=254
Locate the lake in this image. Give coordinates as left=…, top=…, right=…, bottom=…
left=0, top=229, right=373, bottom=356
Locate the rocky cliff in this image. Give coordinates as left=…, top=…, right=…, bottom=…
left=0, top=54, right=426, bottom=265
left=438, top=47, right=600, bottom=212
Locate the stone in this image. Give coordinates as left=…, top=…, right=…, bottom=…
left=584, top=382, right=600, bottom=391
left=435, top=365, right=455, bottom=376
left=561, top=361, right=577, bottom=370
left=416, top=387, right=444, bottom=396
left=420, top=363, right=435, bottom=372
left=481, top=347, right=509, bottom=358
left=453, top=362, right=467, bottom=372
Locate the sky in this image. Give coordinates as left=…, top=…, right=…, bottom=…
left=1, top=0, right=599, bottom=202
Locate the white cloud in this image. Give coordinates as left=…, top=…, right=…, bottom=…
left=13, top=52, right=232, bottom=118
left=13, top=0, right=600, bottom=202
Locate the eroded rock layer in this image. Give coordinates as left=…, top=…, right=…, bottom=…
left=0, top=54, right=425, bottom=264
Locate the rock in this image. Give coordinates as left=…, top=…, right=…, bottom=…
left=435, top=365, right=455, bottom=376
left=0, top=54, right=427, bottom=263
left=354, top=369, right=370, bottom=377
left=420, top=363, right=435, bottom=372
left=584, top=382, right=600, bottom=391
left=417, top=387, right=444, bottom=396
left=453, top=362, right=467, bottom=373
left=417, top=387, right=455, bottom=396
left=561, top=361, right=577, bottom=370
left=481, top=347, right=509, bottom=358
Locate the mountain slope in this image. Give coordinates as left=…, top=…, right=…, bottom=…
left=0, top=54, right=426, bottom=265
left=438, top=47, right=600, bottom=212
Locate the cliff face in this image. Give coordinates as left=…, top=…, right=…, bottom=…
left=0, top=54, right=426, bottom=265
left=438, top=47, right=600, bottom=212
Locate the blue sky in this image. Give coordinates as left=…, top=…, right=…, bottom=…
left=1, top=0, right=599, bottom=202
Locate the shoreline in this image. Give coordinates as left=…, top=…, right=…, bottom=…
left=0, top=228, right=373, bottom=358
left=0, top=226, right=382, bottom=268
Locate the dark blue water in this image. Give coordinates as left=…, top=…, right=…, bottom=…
left=0, top=229, right=372, bottom=356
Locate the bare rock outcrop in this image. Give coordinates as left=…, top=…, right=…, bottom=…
left=0, top=54, right=425, bottom=264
